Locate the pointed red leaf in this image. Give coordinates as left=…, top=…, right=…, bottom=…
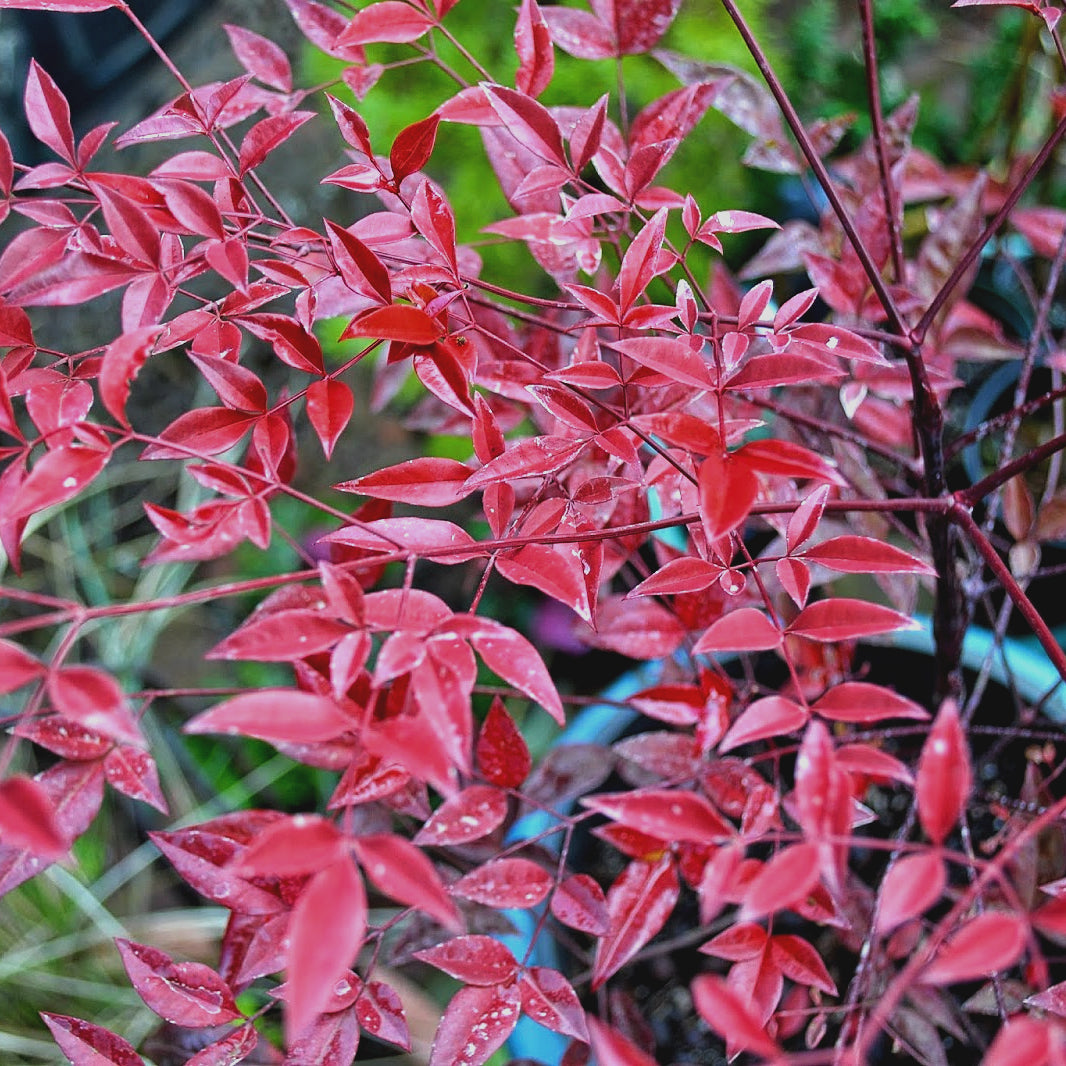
left=336, top=1, right=435, bottom=47
left=10, top=442, right=110, bottom=519
left=697, top=448, right=759, bottom=541
left=592, top=855, right=679, bottom=988
left=306, top=378, right=354, bottom=460
left=691, top=974, right=783, bottom=1059
left=740, top=843, right=821, bottom=920
left=770, top=934, right=837, bottom=994
left=25, top=61, right=74, bottom=163
left=0, top=775, right=67, bottom=857
left=99, top=326, right=162, bottom=426
left=476, top=697, right=532, bottom=788
left=802, top=536, right=935, bottom=574
left=224, top=24, right=292, bottom=92
left=787, top=598, right=916, bottom=642
left=337, top=456, right=473, bottom=507
left=515, top=0, right=554, bottom=97
left=450, top=857, right=553, bottom=909
left=586, top=1015, right=658, bottom=1066
left=186, top=352, right=267, bottom=414
left=185, top=1024, right=259, bottom=1066
left=413, top=785, right=507, bottom=845
left=619, top=208, right=669, bottom=313
left=615, top=336, right=715, bottom=389
left=48, top=665, right=140, bottom=745
left=485, top=84, right=567, bottom=167
left=874, top=852, right=946, bottom=935
left=414, top=935, right=519, bottom=985
left=465, top=435, right=586, bottom=489
left=237, top=111, right=313, bottom=175
left=353, top=833, right=461, bottom=929
left=355, top=980, right=411, bottom=1051
left=411, top=180, right=458, bottom=272
left=286, top=857, right=366, bottom=1042
left=583, top=788, right=732, bottom=845
left=342, top=304, right=442, bottom=345
left=115, top=939, right=240, bottom=1027
left=518, top=967, right=588, bottom=1042
left=41, top=1013, right=144, bottom=1066
left=916, top=700, right=972, bottom=845
left=921, top=911, right=1027, bottom=986
left=693, top=608, right=782, bottom=654
left=428, top=982, right=521, bottom=1066
left=812, top=682, right=929, bottom=723
left=184, top=689, right=353, bottom=744
left=720, top=696, right=809, bottom=752
left=104, top=747, right=168, bottom=814
left=234, top=814, right=344, bottom=876
left=551, top=873, right=609, bottom=936
left=0, top=638, right=44, bottom=694
left=983, top=1016, right=1054, bottom=1066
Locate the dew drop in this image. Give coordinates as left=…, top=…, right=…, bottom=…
left=62, top=476, right=78, bottom=489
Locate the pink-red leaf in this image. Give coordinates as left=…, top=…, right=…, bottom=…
left=450, top=857, right=553, bottom=909
left=286, top=857, right=367, bottom=1042
left=238, top=111, right=313, bottom=175
left=25, top=60, right=74, bottom=163
left=115, top=939, right=240, bottom=1027
left=787, top=598, right=916, bottom=642
left=336, top=1, right=435, bottom=47
left=719, top=696, right=809, bottom=752
left=414, top=935, right=519, bottom=985
left=693, top=608, right=782, bottom=654
left=0, top=775, right=67, bottom=857
left=515, top=0, right=554, bottom=97
left=697, top=448, right=759, bottom=541
left=0, top=638, right=44, bottom=694
left=592, top=854, right=678, bottom=989
left=342, top=304, right=442, bottom=345
left=224, top=24, right=292, bottom=92
left=921, top=911, right=1028, bottom=986
left=184, top=690, right=353, bottom=744
left=185, top=1024, right=259, bottom=1066
left=353, top=833, right=461, bottom=929
left=337, top=456, right=473, bottom=507
left=583, top=788, right=732, bottom=845
left=41, top=1013, right=144, bottom=1066
left=615, top=336, right=715, bottom=389
left=476, top=698, right=532, bottom=788
left=518, top=967, right=589, bottom=1042
left=802, top=535, right=934, bottom=574
left=874, top=852, right=946, bottom=935
left=740, top=843, right=821, bottom=920
left=10, top=442, right=110, bottom=519
left=916, top=700, right=972, bottom=845
left=234, top=814, right=344, bottom=876
left=691, top=974, right=783, bottom=1059
left=306, top=378, right=354, bottom=460
left=551, top=873, right=610, bottom=936
left=391, top=114, right=442, bottom=184
left=428, top=982, right=521, bottom=1066
left=413, top=785, right=507, bottom=845
left=812, top=681, right=929, bottom=723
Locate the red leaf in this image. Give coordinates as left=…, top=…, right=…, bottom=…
left=186, top=352, right=267, bottom=414
left=411, top=179, right=458, bottom=272
left=691, top=974, right=783, bottom=1059
left=697, top=448, right=759, bottom=541
left=10, top=442, right=110, bottom=519
left=518, top=967, right=589, bottom=1042
left=24, top=61, right=74, bottom=163
left=739, top=438, right=847, bottom=484
left=983, top=1016, right=1055, bottom=1066
left=769, top=935, right=837, bottom=994
left=0, top=638, right=44, bottom=694
left=0, top=775, right=66, bottom=857
left=584, top=788, right=732, bottom=845
left=551, top=873, right=610, bottom=936
left=41, top=1013, right=144, bottom=1066
left=104, top=747, right=168, bottom=814
left=586, top=1015, right=658, bottom=1066
left=414, top=935, right=519, bottom=985
left=321, top=517, right=478, bottom=562
left=448, top=856, right=553, bottom=910
left=592, top=855, right=679, bottom=988
left=13, top=715, right=110, bottom=761
left=390, top=114, right=441, bottom=184
left=353, top=833, right=461, bottom=929
left=48, top=665, right=140, bottom=745
left=428, top=983, right=521, bottom=1066
left=615, top=336, right=715, bottom=389
left=286, top=857, right=367, bottom=1042
left=185, top=1024, right=260, bottom=1066
left=234, top=814, right=344, bottom=876
left=874, top=852, right=946, bottom=935
left=99, top=327, right=162, bottom=425
left=916, top=700, right=972, bottom=845
left=921, top=911, right=1027, bottom=986
left=306, top=379, right=354, bottom=460
left=141, top=407, right=256, bottom=460
left=465, top=435, right=586, bottom=490
left=115, top=939, right=240, bottom=1027
left=720, top=696, right=809, bottom=752
left=355, top=981, right=411, bottom=1051
left=629, top=557, right=719, bottom=597
left=802, top=535, right=935, bottom=574
left=812, top=682, right=929, bottom=723
left=336, top=456, right=473, bottom=507
left=485, top=84, right=567, bottom=167
left=336, top=1, right=435, bottom=47
left=238, top=111, right=314, bottom=175
left=740, top=843, right=821, bottom=920
left=619, top=208, right=669, bottom=313
left=342, top=304, right=442, bottom=345
left=224, top=24, right=292, bottom=92
left=413, top=785, right=507, bottom=845
left=585, top=598, right=685, bottom=661
left=476, top=697, right=532, bottom=788
left=515, top=0, right=554, bottom=97
left=239, top=313, right=324, bottom=374
left=184, top=689, right=353, bottom=744
left=692, top=608, right=782, bottom=654
left=786, top=598, right=916, bottom=642
left=326, top=219, right=392, bottom=302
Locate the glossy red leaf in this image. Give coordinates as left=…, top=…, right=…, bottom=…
left=770, top=934, right=837, bottom=994
left=186, top=351, right=267, bottom=414
left=702, top=922, right=769, bottom=961
left=921, top=911, right=1028, bottom=986
left=543, top=0, right=680, bottom=58
left=697, top=448, right=759, bottom=542
left=983, top=1016, right=1055, bottom=1066
left=237, top=111, right=313, bottom=175
left=48, top=665, right=140, bottom=745
left=916, top=700, right=972, bottom=845
left=342, top=304, right=442, bottom=345
left=391, top=113, right=441, bottom=184
left=115, top=939, right=240, bottom=1027
left=239, top=313, right=324, bottom=374
left=413, top=785, right=507, bottom=845
left=98, top=326, right=162, bottom=426
left=787, top=598, right=916, bottom=642
left=336, top=1, right=435, bottom=47
left=326, top=219, right=392, bottom=302
left=141, top=407, right=256, bottom=460
left=234, top=814, right=343, bottom=876
left=551, top=873, right=610, bottom=936
left=874, top=852, right=946, bottom=935
left=428, top=982, right=521, bottom=1066
left=485, top=84, right=567, bottom=167
left=184, top=689, right=353, bottom=744
left=185, top=1024, right=260, bottom=1066
left=465, top=435, right=586, bottom=489
left=615, top=336, right=715, bottom=389
left=411, top=179, right=458, bottom=272
left=740, top=843, right=821, bottom=920
left=585, top=598, right=685, bottom=661
left=224, top=24, right=292, bottom=92
left=13, top=715, right=110, bottom=761
left=628, top=556, right=719, bottom=597
left=0, top=774, right=67, bottom=857
left=583, top=788, right=732, bottom=845
left=515, top=0, right=554, bottom=97
left=835, top=743, right=914, bottom=785
left=337, top=456, right=473, bottom=507
left=414, top=935, right=519, bottom=985
left=691, top=974, right=783, bottom=1059
left=24, top=60, right=74, bottom=163
left=619, top=208, right=669, bottom=313
left=41, top=1013, right=144, bottom=1066
left=476, top=697, right=532, bottom=788
left=286, top=857, right=366, bottom=1042
left=450, top=857, right=553, bottom=909
left=586, top=1015, right=658, bottom=1066
left=353, top=833, right=461, bottom=929
left=305, top=379, right=354, bottom=460
left=355, top=980, right=411, bottom=1051
left=692, top=607, right=782, bottom=654
left=0, top=638, right=44, bottom=694
left=10, top=441, right=110, bottom=519
left=519, top=967, right=589, bottom=1042
left=802, top=536, right=934, bottom=574
left=592, top=855, right=678, bottom=988
left=104, top=747, right=168, bottom=813
left=720, top=695, right=809, bottom=752
left=812, top=682, right=929, bottom=723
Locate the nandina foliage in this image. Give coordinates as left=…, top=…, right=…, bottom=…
left=2, top=0, right=1066, bottom=1063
